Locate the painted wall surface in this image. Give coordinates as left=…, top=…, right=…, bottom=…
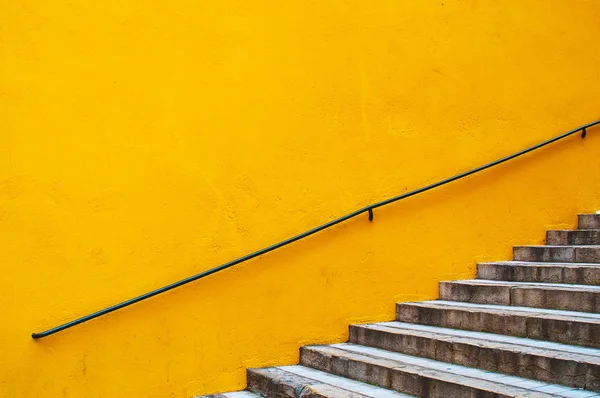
left=1, top=0, right=600, bottom=396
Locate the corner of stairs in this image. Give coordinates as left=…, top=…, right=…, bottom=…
left=196, top=213, right=600, bottom=398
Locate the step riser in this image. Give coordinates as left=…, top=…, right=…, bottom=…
left=349, top=325, right=600, bottom=391
left=439, top=282, right=600, bottom=312
left=514, top=246, right=600, bottom=263
left=245, top=366, right=417, bottom=397
left=301, top=347, right=517, bottom=398
left=247, top=368, right=334, bottom=398
left=396, top=303, right=600, bottom=348
left=477, top=263, right=600, bottom=285
left=580, top=214, right=600, bottom=229
left=547, top=230, right=600, bottom=245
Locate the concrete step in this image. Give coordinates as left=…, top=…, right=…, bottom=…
left=514, top=246, right=600, bottom=263
left=349, top=321, right=600, bottom=390
left=301, top=343, right=599, bottom=397
left=477, top=261, right=600, bottom=285
left=396, top=300, right=600, bottom=348
left=247, top=365, right=415, bottom=397
left=547, top=230, right=600, bottom=245
left=439, top=279, right=600, bottom=312
left=197, top=392, right=261, bottom=398
left=580, top=214, right=600, bottom=230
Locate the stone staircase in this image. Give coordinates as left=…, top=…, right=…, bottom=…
left=199, top=214, right=600, bottom=398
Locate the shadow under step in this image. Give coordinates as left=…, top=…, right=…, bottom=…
left=477, top=261, right=600, bottom=285
left=396, top=300, right=600, bottom=348
left=514, top=246, right=600, bottom=263
left=301, top=343, right=598, bottom=397
left=349, top=321, right=600, bottom=391
left=439, top=279, right=600, bottom=312
left=547, top=230, right=600, bottom=245
left=247, top=365, right=414, bottom=397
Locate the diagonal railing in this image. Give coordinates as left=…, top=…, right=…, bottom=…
left=32, top=119, right=600, bottom=339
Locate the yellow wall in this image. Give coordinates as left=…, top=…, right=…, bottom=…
left=1, top=0, right=600, bottom=396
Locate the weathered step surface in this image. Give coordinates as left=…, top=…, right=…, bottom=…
left=477, top=261, right=600, bottom=285
left=247, top=365, right=414, bottom=397
left=439, top=279, right=600, bottom=312
left=580, top=214, right=600, bottom=230
left=396, top=300, right=600, bottom=348
left=198, top=392, right=261, bottom=398
left=349, top=321, right=600, bottom=390
left=301, top=343, right=599, bottom=397
left=514, top=246, right=600, bottom=263
left=547, top=230, right=600, bottom=245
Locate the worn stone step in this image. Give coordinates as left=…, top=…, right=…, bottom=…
left=514, top=246, right=600, bottom=263
left=349, top=321, right=600, bottom=390
left=247, top=365, right=414, bottom=397
left=301, top=343, right=599, bottom=397
left=580, top=215, right=600, bottom=230
left=477, top=261, right=600, bottom=285
left=439, top=280, right=600, bottom=312
left=396, top=300, right=600, bottom=348
left=197, top=392, right=262, bottom=398
left=547, top=230, right=600, bottom=245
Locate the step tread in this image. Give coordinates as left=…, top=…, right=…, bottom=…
left=445, top=279, right=600, bottom=291
left=305, top=344, right=599, bottom=397
left=195, top=392, right=262, bottom=398
left=354, top=321, right=600, bottom=363
left=222, top=393, right=262, bottom=398
left=405, top=300, right=600, bottom=322
left=250, top=365, right=414, bottom=397
left=550, top=230, right=600, bottom=232
left=516, top=245, right=600, bottom=248
left=480, top=261, right=600, bottom=268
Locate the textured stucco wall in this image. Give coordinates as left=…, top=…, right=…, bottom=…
left=1, top=0, right=600, bottom=396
